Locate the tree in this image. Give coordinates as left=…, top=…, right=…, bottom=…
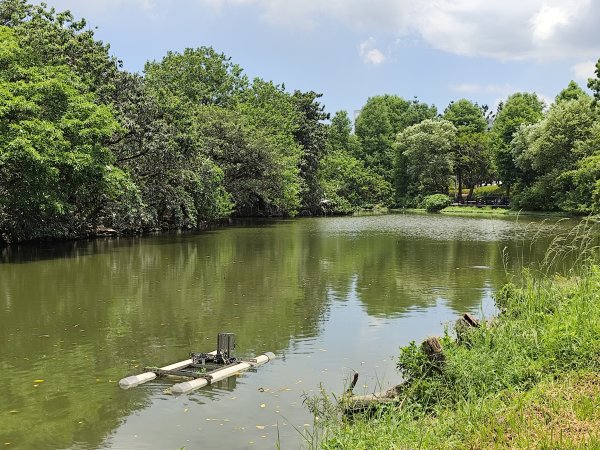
left=291, top=90, right=329, bottom=214
left=443, top=99, right=491, bottom=201
left=443, top=99, right=487, bottom=135
left=588, top=59, right=600, bottom=102
left=194, top=105, right=300, bottom=216
left=556, top=81, right=587, bottom=104
left=355, top=95, right=437, bottom=181
left=395, top=119, right=456, bottom=205
left=1, top=0, right=121, bottom=102
left=512, top=96, right=597, bottom=210
left=318, top=150, right=393, bottom=214
left=558, top=121, right=600, bottom=213
left=144, top=47, right=248, bottom=109
left=108, top=71, right=232, bottom=228
left=0, top=26, right=136, bottom=243
left=490, top=93, right=545, bottom=197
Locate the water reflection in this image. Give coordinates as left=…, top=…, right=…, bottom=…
left=0, top=214, right=585, bottom=449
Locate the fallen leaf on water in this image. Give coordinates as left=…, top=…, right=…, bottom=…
left=9, top=411, right=18, bottom=414
left=260, top=404, right=266, bottom=408
left=319, top=349, right=327, bottom=352
left=255, top=425, right=265, bottom=430
left=184, top=408, right=189, bottom=413
left=33, top=380, right=44, bottom=383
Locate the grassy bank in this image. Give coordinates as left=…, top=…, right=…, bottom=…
left=441, top=206, right=582, bottom=218
left=390, top=207, right=578, bottom=218
left=310, top=263, right=600, bottom=449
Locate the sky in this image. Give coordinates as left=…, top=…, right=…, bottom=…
left=45, top=0, right=600, bottom=118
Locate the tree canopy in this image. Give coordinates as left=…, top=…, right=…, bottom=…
left=1, top=0, right=600, bottom=243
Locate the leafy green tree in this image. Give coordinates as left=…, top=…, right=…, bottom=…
left=395, top=119, right=456, bottom=205
left=108, top=70, right=232, bottom=228
left=512, top=96, right=597, bottom=210
left=355, top=95, right=437, bottom=181
left=1, top=0, right=121, bottom=102
left=0, top=26, right=136, bottom=243
left=490, top=93, right=545, bottom=197
left=194, top=105, right=300, bottom=216
left=318, top=150, right=393, bottom=214
left=319, top=110, right=391, bottom=212
left=443, top=99, right=491, bottom=201
left=443, top=99, right=487, bottom=134
left=588, top=59, right=600, bottom=102
left=144, top=47, right=248, bottom=109
left=291, top=90, right=329, bottom=214
left=558, top=121, right=600, bottom=213
left=556, top=81, right=587, bottom=104
left=234, top=79, right=304, bottom=215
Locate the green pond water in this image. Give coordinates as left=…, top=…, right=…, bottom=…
left=0, top=214, right=585, bottom=449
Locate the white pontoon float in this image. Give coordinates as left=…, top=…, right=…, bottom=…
left=119, top=333, right=275, bottom=394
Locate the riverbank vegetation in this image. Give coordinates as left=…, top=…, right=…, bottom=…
left=1, top=0, right=600, bottom=244
left=308, top=236, right=600, bottom=449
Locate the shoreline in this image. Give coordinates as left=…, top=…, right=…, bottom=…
left=2, top=208, right=587, bottom=248
left=314, top=262, right=600, bottom=449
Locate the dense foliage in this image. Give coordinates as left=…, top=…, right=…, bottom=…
left=319, top=263, right=600, bottom=449
left=423, top=194, right=452, bottom=213
left=1, top=0, right=600, bottom=243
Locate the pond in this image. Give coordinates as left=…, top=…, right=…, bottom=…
left=0, top=214, right=585, bottom=449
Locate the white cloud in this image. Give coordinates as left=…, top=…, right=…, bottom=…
left=358, top=38, right=386, bottom=65
left=572, top=60, right=597, bottom=81
left=51, top=0, right=600, bottom=62
left=530, top=5, right=570, bottom=42
left=201, top=0, right=599, bottom=61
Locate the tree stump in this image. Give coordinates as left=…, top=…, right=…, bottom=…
left=456, top=313, right=480, bottom=346
left=463, top=313, right=480, bottom=328
left=421, top=336, right=445, bottom=370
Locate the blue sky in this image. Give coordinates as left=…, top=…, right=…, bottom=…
left=47, top=0, right=600, bottom=117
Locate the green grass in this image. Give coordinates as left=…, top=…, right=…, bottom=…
left=310, top=258, right=600, bottom=449
left=441, top=205, right=511, bottom=216
left=392, top=207, right=576, bottom=218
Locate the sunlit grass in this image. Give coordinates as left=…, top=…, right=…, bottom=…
left=309, top=222, right=600, bottom=449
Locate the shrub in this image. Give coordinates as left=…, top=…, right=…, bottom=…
left=472, top=185, right=504, bottom=202
left=423, top=194, right=451, bottom=212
